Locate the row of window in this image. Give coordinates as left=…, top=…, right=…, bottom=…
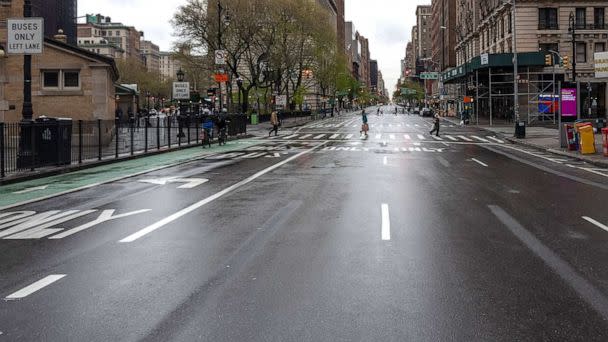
left=480, top=13, right=512, bottom=50
left=540, top=7, right=605, bottom=30
left=42, top=70, right=80, bottom=91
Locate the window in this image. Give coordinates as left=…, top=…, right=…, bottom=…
left=539, top=43, right=559, bottom=53
left=576, top=42, right=587, bottom=63
left=63, top=71, right=80, bottom=88
left=539, top=8, right=558, bottom=30
left=43, top=71, right=60, bottom=88
left=41, top=70, right=81, bottom=90
left=108, top=31, right=112, bottom=36
left=595, top=8, right=605, bottom=29
left=576, top=8, right=587, bottom=28
left=595, top=42, right=606, bottom=52
left=116, top=31, right=120, bottom=36
left=507, top=13, right=512, bottom=33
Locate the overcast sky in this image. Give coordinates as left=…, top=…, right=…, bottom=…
left=78, top=0, right=423, bottom=93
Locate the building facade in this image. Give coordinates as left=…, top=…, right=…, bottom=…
left=141, top=40, right=161, bottom=74
left=416, top=5, right=433, bottom=61
left=370, top=60, right=378, bottom=93
left=159, top=52, right=182, bottom=81
left=32, top=0, right=77, bottom=45
left=77, top=15, right=142, bottom=61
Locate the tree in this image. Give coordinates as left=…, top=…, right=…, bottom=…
left=115, top=58, right=172, bottom=102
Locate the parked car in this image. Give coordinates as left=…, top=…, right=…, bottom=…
left=412, top=107, right=420, bottom=115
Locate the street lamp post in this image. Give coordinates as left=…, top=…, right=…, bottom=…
left=176, top=68, right=186, bottom=138
left=568, top=12, right=577, bottom=82
left=511, top=0, right=520, bottom=125
left=236, top=77, right=243, bottom=113
left=17, top=0, right=35, bottom=169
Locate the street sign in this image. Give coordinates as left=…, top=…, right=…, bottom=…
left=172, top=82, right=190, bottom=100
left=401, top=88, right=416, bottom=95
left=215, top=50, right=227, bottom=65
left=420, top=72, right=439, bottom=80
left=595, top=52, right=608, bottom=78
left=7, top=18, right=44, bottom=55
left=214, top=73, right=229, bottom=83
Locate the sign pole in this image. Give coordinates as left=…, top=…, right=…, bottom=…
left=22, top=0, right=33, bottom=121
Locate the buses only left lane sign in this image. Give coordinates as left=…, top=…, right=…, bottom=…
left=7, top=18, right=44, bottom=55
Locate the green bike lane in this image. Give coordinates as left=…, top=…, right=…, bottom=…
left=0, top=139, right=262, bottom=210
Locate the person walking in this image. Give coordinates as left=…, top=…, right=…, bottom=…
left=268, top=110, right=280, bottom=136
left=360, top=109, right=369, bottom=138
left=429, top=114, right=440, bottom=137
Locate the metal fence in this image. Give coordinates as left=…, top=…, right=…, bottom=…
left=0, top=114, right=248, bottom=179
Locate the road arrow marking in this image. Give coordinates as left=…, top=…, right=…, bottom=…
left=12, top=186, right=48, bottom=195
left=139, top=177, right=209, bottom=189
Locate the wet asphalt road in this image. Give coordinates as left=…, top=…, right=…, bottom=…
left=2, top=106, right=608, bottom=341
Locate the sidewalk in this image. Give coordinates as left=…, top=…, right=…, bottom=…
left=442, top=117, right=608, bottom=168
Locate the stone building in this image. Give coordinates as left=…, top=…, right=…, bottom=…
left=77, top=15, right=142, bottom=61
left=0, top=2, right=118, bottom=123
left=141, top=40, right=160, bottom=74
left=442, top=0, right=608, bottom=124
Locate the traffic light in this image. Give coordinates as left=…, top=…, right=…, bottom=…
left=563, top=55, right=571, bottom=69
left=559, top=57, right=564, bottom=68
left=545, top=54, right=553, bottom=66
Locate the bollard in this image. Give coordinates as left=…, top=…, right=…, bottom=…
left=96, top=120, right=102, bottom=161
left=115, top=118, right=119, bottom=159
left=78, top=120, right=83, bottom=164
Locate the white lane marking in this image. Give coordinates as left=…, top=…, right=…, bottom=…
left=432, top=135, right=443, bottom=141
left=345, top=134, right=354, bottom=139
left=487, top=136, right=505, bottom=144
left=381, top=204, right=391, bottom=241
left=314, top=134, right=326, bottom=140
left=383, top=156, right=388, bottom=166
left=299, top=134, right=312, bottom=139
left=120, top=144, right=325, bottom=243
left=389, top=134, right=396, bottom=140
left=330, top=134, right=340, bottom=139
left=415, top=124, right=420, bottom=127
left=444, top=135, right=458, bottom=141
left=417, top=134, right=425, bottom=140
left=472, top=158, right=488, bottom=167
left=404, top=134, right=411, bottom=140
left=458, top=135, right=474, bottom=142
left=583, top=216, right=608, bottom=233
left=6, top=275, right=66, bottom=300
left=12, top=186, right=49, bottom=195
left=471, top=136, right=490, bottom=143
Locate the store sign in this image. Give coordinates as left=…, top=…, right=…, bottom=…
left=172, top=82, right=190, bottom=100
left=481, top=53, right=489, bottom=66
left=561, top=88, right=577, bottom=117
left=594, top=52, right=608, bottom=78
left=7, top=18, right=44, bottom=54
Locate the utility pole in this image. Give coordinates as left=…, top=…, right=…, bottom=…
left=512, top=0, right=519, bottom=123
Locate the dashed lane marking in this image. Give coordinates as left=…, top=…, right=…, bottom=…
left=5, top=275, right=66, bottom=300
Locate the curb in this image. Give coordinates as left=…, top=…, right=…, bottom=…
left=440, top=117, right=608, bottom=168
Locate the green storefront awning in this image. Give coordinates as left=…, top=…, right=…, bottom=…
left=441, top=52, right=548, bottom=83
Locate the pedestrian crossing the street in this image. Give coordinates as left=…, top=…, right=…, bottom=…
left=266, top=133, right=506, bottom=144
left=306, top=122, right=458, bottom=129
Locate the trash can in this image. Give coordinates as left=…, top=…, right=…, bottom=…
left=564, top=124, right=578, bottom=151
left=250, top=113, right=259, bottom=125
left=514, top=121, right=526, bottom=139
left=35, top=117, right=72, bottom=166
left=578, top=124, right=596, bottom=155
left=603, top=128, right=608, bottom=157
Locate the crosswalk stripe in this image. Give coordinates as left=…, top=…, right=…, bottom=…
left=487, top=136, right=505, bottom=144
left=375, top=134, right=382, bottom=139
left=299, top=134, right=312, bottom=139
left=417, top=134, right=426, bottom=140
left=444, top=135, right=458, bottom=141
left=283, top=134, right=299, bottom=139
left=390, top=134, right=396, bottom=140
left=314, top=134, right=326, bottom=139
left=345, top=134, right=354, bottom=139
left=432, top=135, right=443, bottom=141
left=330, top=134, right=340, bottom=139
left=471, top=136, right=490, bottom=143
left=458, top=135, right=473, bottom=142
left=404, top=134, right=411, bottom=140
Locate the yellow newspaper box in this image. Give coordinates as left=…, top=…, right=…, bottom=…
left=578, top=125, right=596, bottom=155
